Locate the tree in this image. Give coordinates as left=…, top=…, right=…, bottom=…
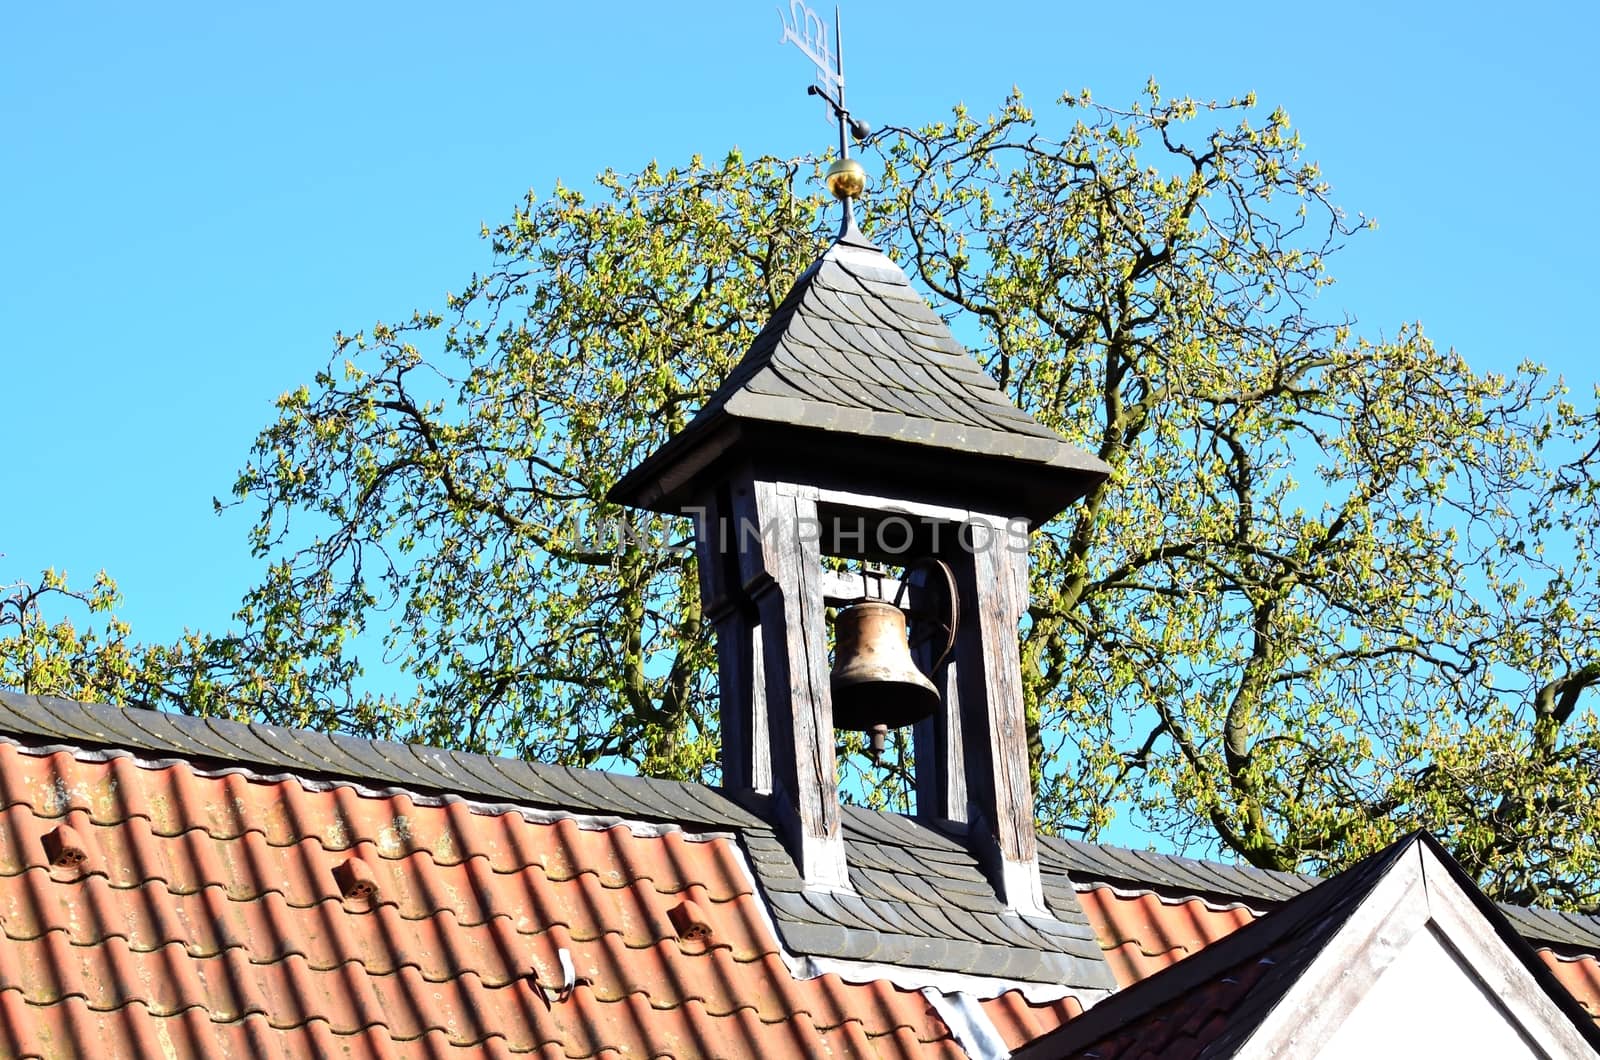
left=0, top=569, right=405, bottom=734
left=870, top=86, right=1600, bottom=906
left=7, top=83, right=1599, bottom=907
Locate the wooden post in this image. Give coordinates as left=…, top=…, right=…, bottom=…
left=724, top=477, right=847, bottom=889
left=950, top=513, right=1046, bottom=915
left=910, top=563, right=967, bottom=824
left=693, top=496, right=769, bottom=793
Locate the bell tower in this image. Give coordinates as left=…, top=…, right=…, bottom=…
left=611, top=0, right=1105, bottom=909
left=609, top=196, right=1109, bottom=904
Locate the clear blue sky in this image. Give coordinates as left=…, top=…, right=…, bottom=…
left=2, top=0, right=1594, bottom=654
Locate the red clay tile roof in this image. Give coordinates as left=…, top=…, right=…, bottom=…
left=977, top=992, right=1083, bottom=1052
left=1012, top=836, right=1412, bottom=1060
left=1074, top=877, right=1600, bottom=1031
left=0, top=691, right=1113, bottom=993
left=1023, top=943, right=1284, bottom=1060
left=1045, top=830, right=1600, bottom=958
left=0, top=741, right=1001, bottom=1058
left=7, top=689, right=1600, bottom=1058
left=1075, top=887, right=1259, bottom=989
left=1547, top=949, right=1600, bottom=1024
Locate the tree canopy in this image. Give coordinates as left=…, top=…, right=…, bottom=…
left=7, top=83, right=1600, bottom=908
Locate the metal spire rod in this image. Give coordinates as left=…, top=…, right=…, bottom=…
left=834, top=6, right=848, bottom=161
left=780, top=3, right=871, bottom=231
left=797, top=8, right=868, bottom=155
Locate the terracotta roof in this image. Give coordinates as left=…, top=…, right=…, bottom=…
left=8, top=689, right=1599, bottom=1056
left=1073, top=885, right=1600, bottom=1032
left=979, top=992, right=1084, bottom=1053
left=0, top=739, right=983, bottom=1057
left=1045, top=831, right=1600, bottom=955
left=1074, top=887, right=1258, bottom=989
left=1052, top=834, right=1600, bottom=1032
left=0, top=692, right=1114, bottom=1057
left=1547, top=950, right=1600, bottom=1024
left=1014, top=837, right=1418, bottom=1058
left=0, top=692, right=1111, bottom=993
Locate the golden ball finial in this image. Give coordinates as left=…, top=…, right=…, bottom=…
left=825, top=158, right=868, bottom=200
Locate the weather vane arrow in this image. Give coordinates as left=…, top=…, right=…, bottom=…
left=777, top=2, right=872, bottom=228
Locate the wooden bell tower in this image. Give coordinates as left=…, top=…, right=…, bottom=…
left=609, top=214, right=1108, bottom=905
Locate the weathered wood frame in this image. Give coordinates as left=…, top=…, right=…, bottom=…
left=692, top=469, right=1045, bottom=910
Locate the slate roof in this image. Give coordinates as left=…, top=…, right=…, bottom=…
left=686, top=223, right=1064, bottom=457
left=608, top=220, right=1109, bottom=514
left=1017, top=832, right=1600, bottom=1058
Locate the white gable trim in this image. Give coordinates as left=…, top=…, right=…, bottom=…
left=1239, top=843, right=1594, bottom=1059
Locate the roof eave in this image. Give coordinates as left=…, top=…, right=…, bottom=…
left=605, top=413, right=738, bottom=513
left=609, top=411, right=1109, bottom=527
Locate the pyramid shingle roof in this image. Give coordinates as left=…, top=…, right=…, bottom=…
left=609, top=223, right=1108, bottom=520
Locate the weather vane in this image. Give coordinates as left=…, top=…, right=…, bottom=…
left=778, top=2, right=872, bottom=228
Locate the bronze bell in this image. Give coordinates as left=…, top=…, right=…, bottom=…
left=830, top=600, right=939, bottom=758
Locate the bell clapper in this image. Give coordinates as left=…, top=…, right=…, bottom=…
left=867, top=724, right=888, bottom=764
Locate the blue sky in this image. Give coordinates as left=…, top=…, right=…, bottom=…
left=2, top=0, right=1594, bottom=656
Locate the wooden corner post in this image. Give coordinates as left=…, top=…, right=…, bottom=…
left=694, top=472, right=847, bottom=890
left=939, top=514, right=1046, bottom=915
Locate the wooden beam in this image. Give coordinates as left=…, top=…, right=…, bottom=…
left=951, top=514, right=1045, bottom=914
left=694, top=493, right=768, bottom=793
left=734, top=478, right=848, bottom=889
left=819, top=568, right=902, bottom=606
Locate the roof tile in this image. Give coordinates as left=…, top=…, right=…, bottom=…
left=443, top=749, right=567, bottom=807
left=0, top=736, right=1012, bottom=1058
left=0, top=693, right=1113, bottom=995
left=303, top=731, right=413, bottom=786
left=1076, top=887, right=1262, bottom=987
left=980, top=991, right=1085, bottom=1051
left=8, top=682, right=1600, bottom=1057
left=1544, top=951, right=1600, bottom=1018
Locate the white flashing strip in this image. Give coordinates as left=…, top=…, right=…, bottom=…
left=7, top=737, right=1110, bottom=1045
left=784, top=949, right=1106, bottom=1007
left=1078, top=880, right=1272, bottom=918
left=1540, top=949, right=1593, bottom=963
left=925, top=987, right=1014, bottom=1060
